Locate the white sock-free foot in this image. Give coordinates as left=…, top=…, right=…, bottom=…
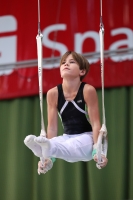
left=34, top=136, right=51, bottom=158
left=24, top=135, right=42, bottom=157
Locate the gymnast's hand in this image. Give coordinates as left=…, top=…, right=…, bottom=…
left=94, top=154, right=108, bottom=169
left=38, top=158, right=53, bottom=175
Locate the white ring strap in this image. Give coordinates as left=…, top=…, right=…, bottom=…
left=36, top=0, right=46, bottom=164
left=36, top=34, right=46, bottom=137
left=96, top=0, right=108, bottom=168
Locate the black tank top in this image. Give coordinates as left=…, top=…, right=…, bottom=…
left=57, top=82, right=92, bottom=135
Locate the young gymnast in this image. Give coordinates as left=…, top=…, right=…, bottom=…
left=24, top=51, right=108, bottom=174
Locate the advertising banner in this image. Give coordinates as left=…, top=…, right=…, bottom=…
left=0, top=0, right=133, bottom=99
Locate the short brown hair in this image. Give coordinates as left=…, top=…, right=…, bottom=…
left=60, top=51, right=90, bottom=81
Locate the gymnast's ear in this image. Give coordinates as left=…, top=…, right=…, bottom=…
left=80, top=69, right=86, bottom=76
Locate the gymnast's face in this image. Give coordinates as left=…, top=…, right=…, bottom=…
left=60, top=54, right=84, bottom=79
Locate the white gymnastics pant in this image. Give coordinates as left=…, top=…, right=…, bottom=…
left=47, top=132, right=93, bottom=163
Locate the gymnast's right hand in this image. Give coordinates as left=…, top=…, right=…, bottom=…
left=38, top=158, right=53, bottom=175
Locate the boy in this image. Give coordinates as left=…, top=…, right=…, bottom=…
left=24, top=51, right=108, bottom=174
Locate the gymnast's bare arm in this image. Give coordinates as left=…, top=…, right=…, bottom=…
left=84, top=84, right=108, bottom=168
left=84, top=84, right=101, bottom=144
left=46, top=87, right=58, bottom=139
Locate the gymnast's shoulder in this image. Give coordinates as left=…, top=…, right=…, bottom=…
left=83, top=83, right=98, bottom=100
left=84, top=83, right=97, bottom=93
left=46, top=86, right=58, bottom=105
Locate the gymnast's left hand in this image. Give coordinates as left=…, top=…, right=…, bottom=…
left=38, top=158, right=53, bottom=175
left=94, top=154, right=108, bottom=169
